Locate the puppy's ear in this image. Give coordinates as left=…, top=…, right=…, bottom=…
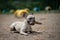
left=24, top=14, right=28, bottom=19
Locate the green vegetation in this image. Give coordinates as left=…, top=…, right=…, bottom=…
left=0, top=0, right=58, bottom=10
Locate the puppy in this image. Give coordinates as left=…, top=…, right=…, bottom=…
left=10, top=14, right=42, bottom=36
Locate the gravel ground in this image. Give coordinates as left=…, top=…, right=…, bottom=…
left=0, top=13, right=60, bottom=40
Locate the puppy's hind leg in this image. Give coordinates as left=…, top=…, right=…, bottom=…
left=10, top=27, right=16, bottom=31
left=9, top=23, right=17, bottom=33
left=10, top=23, right=16, bottom=31
left=20, top=29, right=28, bottom=36
left=20, top=31, right=28, bottom=36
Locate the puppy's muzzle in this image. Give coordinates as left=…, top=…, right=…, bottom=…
left=28, top=20, right=35, bottom=25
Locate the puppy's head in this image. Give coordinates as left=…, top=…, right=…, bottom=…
left=26, top=14, right=35, bottom=25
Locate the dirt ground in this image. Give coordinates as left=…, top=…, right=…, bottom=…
left=0, top=13, right=60, bottom=40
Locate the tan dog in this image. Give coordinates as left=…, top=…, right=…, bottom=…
left=14, top=9, right=29, bottom=17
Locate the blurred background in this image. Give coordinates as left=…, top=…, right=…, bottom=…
left=0, top=0, right=59, bottom=14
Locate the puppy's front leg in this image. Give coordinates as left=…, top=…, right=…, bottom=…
left=28, top=26, right=32, bottom=34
